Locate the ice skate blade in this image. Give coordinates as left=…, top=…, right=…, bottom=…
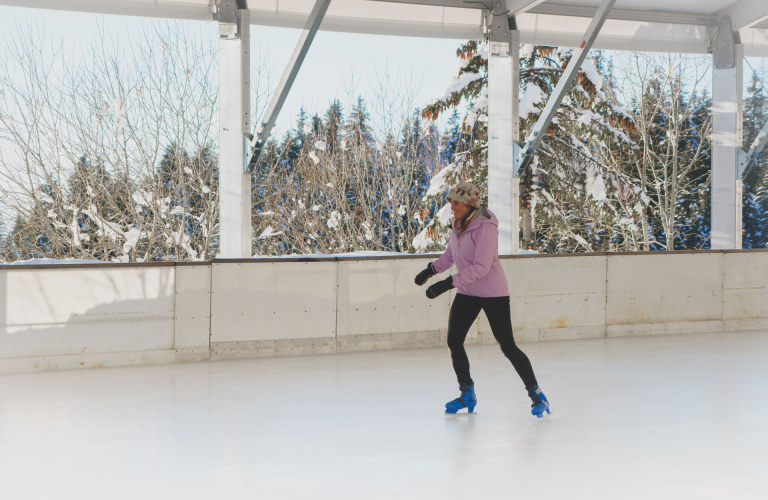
left=445, top=411, right=477, bottom=416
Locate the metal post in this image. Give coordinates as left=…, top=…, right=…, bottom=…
left=736, top=178, right=743, bottom=249
left=737, top=117, right=768, bottom=178
left=218, top=4, right=251, bottom=258
left=735, top=115, right=768, bottom=249
left=246, top=0, right=332, bottom=171
left=487, top=2, right=517, bottom=255
left=515, top=0, right=616, bottom=175
left=511, top=29, right=521, bottom=255
left=711, top=20, right=743, bottom=250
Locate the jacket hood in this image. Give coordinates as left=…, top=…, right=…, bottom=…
left=452, top=205, right=497, bottom=235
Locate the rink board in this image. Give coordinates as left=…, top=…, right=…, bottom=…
left=1, top=250, right=767, bottom=372
left=335, top=259, right=452, bottom=352
left=0, top=264, right=209, bottom=372
left=209, top=261, right=337, bottom=359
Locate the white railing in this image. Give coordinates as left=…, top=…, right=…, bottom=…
left=1, top=250, right=766, bottom=373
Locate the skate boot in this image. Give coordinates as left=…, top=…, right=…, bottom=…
left=527, top=385, right=551, bottom=419
left=445, top=385, right=477, bottom=414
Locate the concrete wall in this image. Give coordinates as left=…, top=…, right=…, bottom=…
left=210, top=260, right=337, bottom=359
left=1, top=250, right=766, bottom=373
left=0, top=264, right=208, bottom=373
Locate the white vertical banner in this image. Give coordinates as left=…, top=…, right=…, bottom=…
left=711, top=44, right=743, bottom=250
left=736, top=178, right=743, bottom=249
left=219, top=9, right=252, bottom=258
left=488, top=40, right=515, bottom=255
left=511, top=29, right=520, bottom=255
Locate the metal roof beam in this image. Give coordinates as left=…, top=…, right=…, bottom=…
left=0, top=0, right=212, bottom=20
left=507, top=0, right=547, bottom=17
left=246, top=0, right=332, bottom=172
left=738, top=119, right=768, bottom=179
left=716, top=0, right=768, bottom=31
left=528, top=2, right=717, bottom=26
left=515, top=0, right=616, bottom=176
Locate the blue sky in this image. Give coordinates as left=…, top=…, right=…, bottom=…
left=0, top=6, right=465, bottom=135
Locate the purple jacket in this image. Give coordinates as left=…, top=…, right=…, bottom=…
left=432, top=206, right=510, bottom=298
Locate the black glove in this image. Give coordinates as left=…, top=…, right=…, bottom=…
left=426, top=276, right=454, bottom=299
left=414, top=263, right=436, bottom=286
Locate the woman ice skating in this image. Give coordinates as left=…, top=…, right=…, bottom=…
left=414, top=181, right=550, bottom=418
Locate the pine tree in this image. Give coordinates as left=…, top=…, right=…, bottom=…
left=742, top=71, right=768, bottom=248
left=441, top=108, right=468, bottom=164
left=412, top=41, right=640, bottom=253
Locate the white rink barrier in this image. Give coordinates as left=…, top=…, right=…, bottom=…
left=1, top=250, right=766, bottom=372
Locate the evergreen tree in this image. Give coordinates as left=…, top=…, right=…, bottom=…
left=413, top=41, right=640, bottom=253
left=440, top=108, right=468, bottom=164
left=323, top=99, right=344, bottom=153
left=742, top=71, right=768, bottom=248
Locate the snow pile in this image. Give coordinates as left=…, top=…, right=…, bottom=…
left=257, top=226, right=282, bottom=239
left=519, top=83, right=545, bottom=120
left=432, top=43, right=488, bottom=104
left=585, top=165, right=607, bottom=202
left=411, top=229, right=432, bottom=252
left=123, top=227, right=142, bottom=252
left=425, top=163, right=456, bottom=197
left=252, top=250, right=443, bottom=259
left=575, top=109, right=633, bottom=145
left=464, top=87, right=488, bottom=130
left=571, top=233, right=592, bottom=250
left=361, top=221, right=374, bottom=241
left=520, top=44, right=534, bottom=59
left=327, top=211, right=341, bottom=230
left=439, top=72, right=483, bottom=101
left=436, top=203, right=453, bottom=227
left=579, top=59, right=603, bottom=92
left=5, top=258, right=106, bottom=266
left=133, top=190, right=153, bottom=206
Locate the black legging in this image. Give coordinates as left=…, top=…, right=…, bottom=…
left=447, top=293, right=537, bottom=389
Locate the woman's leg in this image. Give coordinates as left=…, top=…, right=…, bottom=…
left=446, top=294, right=483, bottom=387
left=482, top=297, right=538, bottom=388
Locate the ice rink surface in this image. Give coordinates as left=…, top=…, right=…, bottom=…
left=1, top=331, right=767, bottom=499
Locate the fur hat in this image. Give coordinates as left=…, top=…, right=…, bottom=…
left=446, top=181, right=480, bottom=208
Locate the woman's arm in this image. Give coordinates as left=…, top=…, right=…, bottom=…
left=431, top=235, right=455, bottom=273
left=452, top=223, right=496, bottom=287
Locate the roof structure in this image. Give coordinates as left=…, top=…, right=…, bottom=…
left=3, top=0, right=768, bottom=55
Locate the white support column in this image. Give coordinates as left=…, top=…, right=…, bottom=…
left=736, top=178, right=743, bottom=249
left=510, top=29, right=521, bottom=255
left=488, top=39, right=515, bottom=256
left=711, top=44, right=743, bottom=249
left=218, top=8, right=251, bottom=258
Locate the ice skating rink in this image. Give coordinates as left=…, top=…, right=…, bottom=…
left=1, top=331, right=767, bottom=500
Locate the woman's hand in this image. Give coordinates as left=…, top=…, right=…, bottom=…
left=426, top=276, right=454, bottom=299
left=414, top=263, right=436, bottom=286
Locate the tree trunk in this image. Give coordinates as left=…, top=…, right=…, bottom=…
left=522, top=207, right=533, bottom=249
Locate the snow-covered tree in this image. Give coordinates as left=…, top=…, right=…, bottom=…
left=412, top=41, right=641, bottom=253
left=251, top=97, right=441, bottom=255
left=607, top=53, right=713, bottom=250
left=742, top=69, right=768, bottom=248
left=0, top=22, right=223, bottom=262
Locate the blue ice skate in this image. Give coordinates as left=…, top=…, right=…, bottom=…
left=527, top=385, right=550, bottom=419
left=445, top=385, right=476, bottom=414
